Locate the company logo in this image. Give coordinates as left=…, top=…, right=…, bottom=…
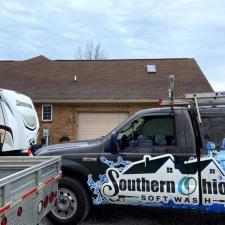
left=100, top=155, right=200, bottom=204
left=102, top=169, right=176, bottom=199
left=178, top=176, right=197, bottom=195
left=88, top=153, right=225, bottom=209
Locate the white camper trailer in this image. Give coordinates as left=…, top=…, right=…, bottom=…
left=0, top=89, right=39, bottom=153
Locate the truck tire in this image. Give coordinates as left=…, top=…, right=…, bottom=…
left=47, top=176, right=90, bottom=225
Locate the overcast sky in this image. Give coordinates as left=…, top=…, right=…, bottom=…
left=0, top=0, right=224, bottom=91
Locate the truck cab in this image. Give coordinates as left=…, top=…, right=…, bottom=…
left=37, top=93, right=225, bottom=225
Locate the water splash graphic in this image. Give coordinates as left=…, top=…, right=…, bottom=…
left=100, top=156, right=132, bottom=171
left=87, top=156, right=132, bottom=204
left=87, top=174, right=108, bottom=205
left=215, top=150, right=225, bottom=171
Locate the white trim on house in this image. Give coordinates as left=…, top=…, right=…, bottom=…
left=42, top=104, right=53, bottom=122
left=34, top=99, right=158, bottom=104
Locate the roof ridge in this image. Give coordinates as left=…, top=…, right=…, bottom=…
left=23, top=55, right=50, bottom=62
left=54, top=58, right=192, bottom=62
left=0, top=57, right=193, bottom=63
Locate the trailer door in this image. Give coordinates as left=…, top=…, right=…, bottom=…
left=0, top=101, right=14, bottom=152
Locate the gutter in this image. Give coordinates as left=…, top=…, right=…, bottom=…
left=33, top=99, right=158, bottom=104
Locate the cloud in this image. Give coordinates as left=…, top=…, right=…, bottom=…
left=200, top=63, right=225, bottom=91
left=0, top=0, right=224, bottom=90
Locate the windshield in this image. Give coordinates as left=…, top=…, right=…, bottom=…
left=117, top=118, right=145, bottom=140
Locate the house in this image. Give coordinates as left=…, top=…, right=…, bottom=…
left=0, top=56, right=213, bottom=144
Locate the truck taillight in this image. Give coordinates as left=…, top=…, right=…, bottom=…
left=21, top=149, right=33, bottom=156
left=17, top=207, right=23, bottom=216
left=1, top=218, right=7, bottom=225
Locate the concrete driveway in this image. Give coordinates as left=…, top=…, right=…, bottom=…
left=41, top=205, right=225, bottom=225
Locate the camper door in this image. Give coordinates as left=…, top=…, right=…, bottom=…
left=0, top=101, right=13, bottom=151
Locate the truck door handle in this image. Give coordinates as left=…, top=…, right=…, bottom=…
left=82, top=157, right=97, bottom=162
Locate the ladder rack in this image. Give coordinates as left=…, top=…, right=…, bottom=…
left=159, top=91, right=225, bottom=124
left=159, top=91, right=225, bottom=107
left=160, top=75, right=225, bottom=124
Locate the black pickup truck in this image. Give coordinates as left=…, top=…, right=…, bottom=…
left=37, top=102, right=225, bottom=225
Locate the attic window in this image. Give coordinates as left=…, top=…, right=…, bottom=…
left=147, top=64, right=157, bottom=74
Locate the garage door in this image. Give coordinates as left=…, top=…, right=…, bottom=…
left=78, top=112, right=128, bottom=140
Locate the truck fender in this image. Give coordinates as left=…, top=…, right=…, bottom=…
left=61, top=159, right=90, bottom=179
left=60, top=159, right=93, bottom=203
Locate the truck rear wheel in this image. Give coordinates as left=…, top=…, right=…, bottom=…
left=47, top=176, right=90, bottom=225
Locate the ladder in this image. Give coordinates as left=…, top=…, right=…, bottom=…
left=159, top=75, right=225, bottom=124
left=159, top=91, right=225, bottom=106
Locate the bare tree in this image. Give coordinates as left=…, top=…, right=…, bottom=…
left=76, top=41, right=107, bottom=60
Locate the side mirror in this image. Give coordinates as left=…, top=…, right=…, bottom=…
left=108, top=132, right=118, bottom=154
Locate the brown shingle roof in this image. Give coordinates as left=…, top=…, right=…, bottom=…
left=0, top=56, right=213, bottom=101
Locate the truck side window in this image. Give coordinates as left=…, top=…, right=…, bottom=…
left=117, top=115, right=176, bottom=153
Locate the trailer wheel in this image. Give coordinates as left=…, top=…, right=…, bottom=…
left=47, top=176, right=90, bottom=225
